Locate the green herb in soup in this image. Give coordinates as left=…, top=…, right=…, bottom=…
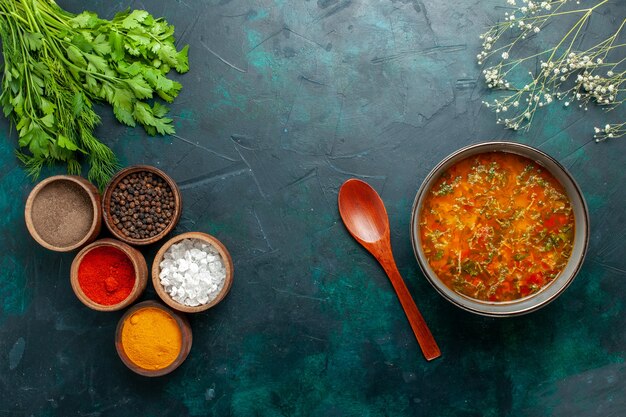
left=420, top=152, right=575, bottom=302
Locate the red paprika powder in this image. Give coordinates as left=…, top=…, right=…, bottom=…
left=78, top=246, right=135, bottom=305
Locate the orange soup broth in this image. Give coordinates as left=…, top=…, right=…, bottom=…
left=420, top=152, right=575, bottom=302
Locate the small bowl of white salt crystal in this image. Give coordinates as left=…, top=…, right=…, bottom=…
left=151, top=232, right=234, bottom=313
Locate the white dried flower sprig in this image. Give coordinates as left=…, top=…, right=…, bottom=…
left=479, top=0, right=625, bottom=141
left=594, top=122, right=625, bottom=142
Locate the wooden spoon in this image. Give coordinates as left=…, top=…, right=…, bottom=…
left=338, top=178, right=441, bottom=361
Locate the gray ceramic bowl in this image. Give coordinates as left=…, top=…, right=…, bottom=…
left=410, top=142, right=589, bottom=316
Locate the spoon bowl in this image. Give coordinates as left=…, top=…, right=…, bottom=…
left=337, top=179, right=388, bottom=243
left=338, top=179, right=441, bottom=361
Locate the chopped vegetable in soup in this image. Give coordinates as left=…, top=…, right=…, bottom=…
left=420, top=152, right=574, bottom=302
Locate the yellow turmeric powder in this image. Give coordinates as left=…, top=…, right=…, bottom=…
left=120, top=307, right=182, bottom=370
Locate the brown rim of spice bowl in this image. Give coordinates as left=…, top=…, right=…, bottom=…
left=115, top=300, right=192, bottom=377
left=151, top=232, right=234, bottom=313
left=102, top=165, right=182, bottom=246
left=70, top=238, right=148, bottom=312
left=25, top=175, right=102, bottom=252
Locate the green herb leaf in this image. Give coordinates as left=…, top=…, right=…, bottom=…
left=132, top=101, right=156, bottom=126
left=92, top=34, right=111, bottom=56
left=121, top=10, right=149, bottom=29
left=113, top=104, right=136, bottom=127
left=85, top=53, right=108, bottom=72
left=128, top=29, right=151, bottom=46
left=20, top=124, right=52, bottom=157
left=57, top=134, right=80, bottom=151
left=152, top=102, right=169, bottom=118
left=70, top=12, right=99, bottom=29
left=39, top=98, right=56, bottom=115
left=153, top=116, right=174, bottom=135
left=143, top=68, right=174, bottom=92
left=109, top=31, right=124, bottom=61
left=40, top=113, right=54, bottom=128
left=71, top=34, right=94, bottom=53
left=157, top=43, right=178, bottom=67
left=112, top=88, right=136, bottom=126
left=175, top=45, right=190, bottom=73
left=119, top=61, right=144, bottom=76
left=126, top=75, right=153, bottom=99
left=66, top=45, right=87, bottom=67
left=23, top=32, right=43, bottom=51
left=71, top=92, right=85, bottom=116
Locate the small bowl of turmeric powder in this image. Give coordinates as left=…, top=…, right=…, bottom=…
left=115, top=300, right=192, bottom=377
left=70, top=238, right=148, bottom=311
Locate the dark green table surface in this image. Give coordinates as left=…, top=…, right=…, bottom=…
left=1, top=0, right=624, bottom=416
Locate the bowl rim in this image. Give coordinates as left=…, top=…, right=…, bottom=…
left=151, top=231, right=234, bottom=313
left=101, top=165, right=182, bottom=246
left=24, top=175, right=101, bottom=252
left=70, top=238, right=148, bottom=311
left=115, top=300, right=192, bottom=377
left=410, top=141, right=590, bottom=317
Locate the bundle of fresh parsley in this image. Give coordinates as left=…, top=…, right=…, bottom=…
left=0, top=0, right=189, bottom=188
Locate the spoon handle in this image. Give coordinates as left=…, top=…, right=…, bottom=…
left=380, top=258, right=441, bottom=361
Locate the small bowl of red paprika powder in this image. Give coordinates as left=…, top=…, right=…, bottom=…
left=70, top=238, right=148, bottom=311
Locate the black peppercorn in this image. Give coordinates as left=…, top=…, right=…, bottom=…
left=109, top=170, right=176, bottom=240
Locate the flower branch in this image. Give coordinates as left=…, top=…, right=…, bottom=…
left=479, top=0, right=625, bottom=141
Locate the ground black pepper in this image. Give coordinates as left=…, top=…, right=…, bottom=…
left=31, top=180, right=94, bottom=247
left=109, top=171, right=175, bottom=240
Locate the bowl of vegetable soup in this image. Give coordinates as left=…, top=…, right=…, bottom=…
left=410, top=142, right=589, bottom=316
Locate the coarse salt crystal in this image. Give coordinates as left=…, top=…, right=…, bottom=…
left=190, top=248, right=204, bottom=259
left=178, top=259, right=189, bottom=272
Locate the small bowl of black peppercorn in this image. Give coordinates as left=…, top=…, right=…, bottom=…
left=102, top=165, right=182, bottom=246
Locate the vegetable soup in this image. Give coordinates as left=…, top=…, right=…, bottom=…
left=419, top=152, right=574, bottom=302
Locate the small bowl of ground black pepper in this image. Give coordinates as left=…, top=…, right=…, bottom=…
left=102, top=165, right=182, bottom=245
left=70, top=238, right=148, bottom=311
left=25, top=175, right=102, bottom=252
